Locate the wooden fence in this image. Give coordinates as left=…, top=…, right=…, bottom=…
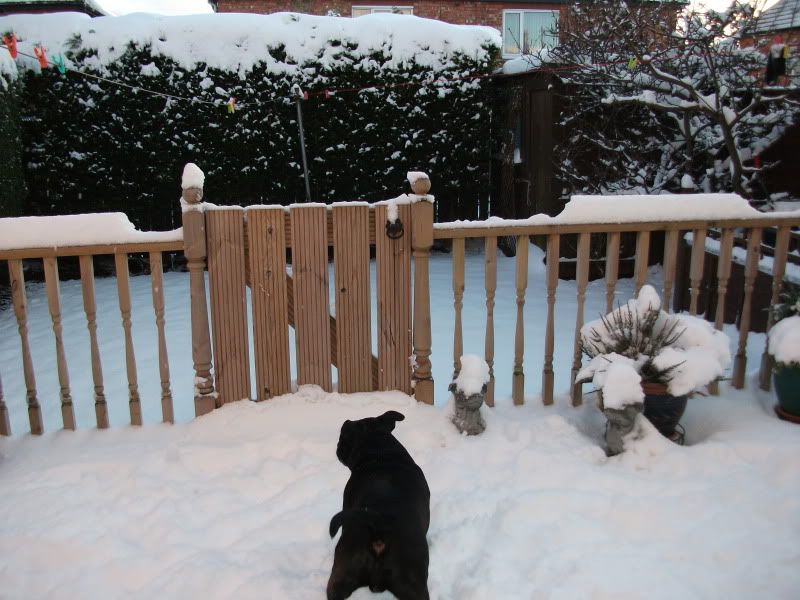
left=1, top=167, right=798, bottom=436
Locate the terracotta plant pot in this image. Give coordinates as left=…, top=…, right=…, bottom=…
left=641, top=382, right=688, bottom=439
left=774, top=365, right=800, bottom=423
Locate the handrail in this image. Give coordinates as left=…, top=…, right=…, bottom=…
left=0, top=240, right=184, bottom=260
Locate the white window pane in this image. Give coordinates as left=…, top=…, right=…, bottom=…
left=523, top=11, right=558, bottom=52
left=504, top=12, right=521, bottom=55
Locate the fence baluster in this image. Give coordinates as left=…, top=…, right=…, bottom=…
left=662, top=229, right=680, bottom=313
left=689, top=228, right=707, bottom=315
left=634, top=230, right=651, bottom=294
left=79, top=255, right=108, bottom=428
left=452, top=238, right=465, bottom=378
left=709, top=228, right=734, bottom=395
left=43, top=257, right=75, bottom=430
left=8, top=260, right=42, bottom=434
left=0, top=370, right=9, bottom=435
left=570, top=232, right=591, bottom=406
left=605, top=232, right=620, bottom=313
left=484, top=236, right=498, bottom=407
left=512, top=235, right=529, bottom=405
left=115, top=253, right=142, bottom=425
left=149, top=252, right=173, bottom=423
left=759, top=226, right=792, bottom=391
left=733, top=228, right=763, bottom=389
left=542, top=234, right=559, bottom=406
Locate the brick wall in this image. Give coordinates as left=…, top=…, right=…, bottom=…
left=215, top=1, right=564, bottom=30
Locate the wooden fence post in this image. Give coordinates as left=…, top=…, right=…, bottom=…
left=180, top=166, right=216, bottom=416
left=411, top=176, right=434, bottom=405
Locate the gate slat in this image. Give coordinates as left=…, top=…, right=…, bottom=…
left=291, top=205, right=332, bottom=392
left=375, top=203, right=412, bottom=393
left=206, top=208, right=252, bottom=403
left=248, top=207, right=291, bottom=400
left=79, top=255, right=108, bottom=428
left=333, top=204, right=372, bottom=393
left=43, top=257, right=75, bottom=430
left=114, top=253, right=142, bottom=425
left=8, top=260, right=41, bottom=434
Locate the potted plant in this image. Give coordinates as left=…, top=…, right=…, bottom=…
left=768, top=286, right=800, bottom=422
left=577, top=284, right=731, bottom=452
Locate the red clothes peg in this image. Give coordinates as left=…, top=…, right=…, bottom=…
left=2, top=33, right=17, bottom=59
left=33, top=45, right=49, bottom=69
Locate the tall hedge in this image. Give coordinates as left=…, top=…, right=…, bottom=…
left=0, top=63, right=26, bottom=217
left=17, top=33, right=498, bottom=230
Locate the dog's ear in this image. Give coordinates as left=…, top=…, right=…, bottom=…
left=376, top=410, right=405, bottom=432
left=329, top=510, right=349, bottom=538
left=336, top=420, right=358, bottom=465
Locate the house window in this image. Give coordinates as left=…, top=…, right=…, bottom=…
left=503, top=10, right=559, bottom=56
left=352, top=6, right=414, bottom=17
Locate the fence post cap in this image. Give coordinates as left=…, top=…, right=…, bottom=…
left=181, top=163, right=205, bottom=205
left=408, top=171, right=431, bottom=196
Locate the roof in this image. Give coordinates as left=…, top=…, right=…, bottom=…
left=754, top=0, right=800, bottom=33
left=0, top=0, right=106, bottom=17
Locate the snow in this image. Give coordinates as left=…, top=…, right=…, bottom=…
left=0, top=245, right=798, bottom=598
left=435, top=192, right=800, bottom=230
left=452, top=354, right=489, bottom=396
left=0, top=12, right=500, bottom=76
left=180, top=162, right=204, bottom=190
left=0, top=213, right=181, bottom=250
left=600, top=360, right=645, bottom=409
left=406, top=171, right=429, bottom=187
left=768, top=315, right=800, bottom=366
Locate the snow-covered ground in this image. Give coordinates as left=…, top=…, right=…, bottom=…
left=1, top=244, right=799, bottom=598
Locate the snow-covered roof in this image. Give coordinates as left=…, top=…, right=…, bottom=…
left=754, top=0, right=800, bottom=33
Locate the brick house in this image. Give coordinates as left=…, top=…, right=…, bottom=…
left=0, top=0, right=106, bottom=16
left=741, top=0, right=800, bottom=86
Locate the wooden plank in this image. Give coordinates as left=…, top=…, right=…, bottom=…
left=733, top=228, right=762, bottom=389
left=291, top=205, right=333, bottom=392
left=43, top=257, right=75, bottom=430
left=114, top=253, right=142, bottom=425
left=79, top=256, right=108, bottom=429
left=8, top=260, right=41, bottom=434
left=634, top=230, right=651, bottom=294
left=759, top=226, right=792, bottom=391
left=248, top=207, right=292, bottom=400
left=570, top=233, right=591, bottom=406
left=149, top=252, right=174, bottom=423
left=0, top=370, right=9, bottom=436
left=375, top=204, right=412, bottom=393
left=662, top=229, right=680, bottom=313
left=605, top=232, right=620, bottom=313
left=689, top=228, right=707, bottom=315
left=333, top=204, right=372, bottom=393
left=0, top=240, right=183, bottom=261
left=541, top=234, right=559, bottom=406
left=484, top=236, right=498, bottom=407
left=452, top=238, right=465, bottom=378
left=206, top=208, right=252, bottom=404
left=512, top=236, right=529, bottom=405
left=280, top=209, right=378, bottom=248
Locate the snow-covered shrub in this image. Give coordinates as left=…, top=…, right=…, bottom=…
left=768, top=286, right=800, bottom=368
left=577, top=285, right=731, bottom=409
left=2, top=13, right=499, bottom=230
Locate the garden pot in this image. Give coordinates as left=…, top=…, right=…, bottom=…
left=641, top=382, right=688, bottom=439
left=774, top=365, right=800, bottom=422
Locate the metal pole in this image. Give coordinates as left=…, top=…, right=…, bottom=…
left=292, top=84, right=312, bottom=203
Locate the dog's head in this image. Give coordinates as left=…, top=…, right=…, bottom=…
left=336, top=410, right=405, bottom=467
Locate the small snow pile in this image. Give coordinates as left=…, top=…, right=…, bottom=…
left=768, top=315, right=800, bottom=366
left=453, top=354, right=490, bottom=396
left=578, top=285, right=731, bottom=407
left=0, top=213, right=182, bottom=250
left=181, top=162, right=205, bottom=190
left=407, top=171, right=430, bottom=189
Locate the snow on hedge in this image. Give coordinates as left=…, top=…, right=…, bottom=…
left=1, top=12, right=500, bottom=76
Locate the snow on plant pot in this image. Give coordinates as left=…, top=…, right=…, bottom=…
left=576, top=285, right=731, bottom=444
left=767, top=288, right=800, bottom=421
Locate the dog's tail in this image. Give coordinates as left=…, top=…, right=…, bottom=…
left=329, top=509, right=393, bottom=556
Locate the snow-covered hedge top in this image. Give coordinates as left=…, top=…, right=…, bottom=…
left=436, top=193, right=800, bottom=229
left=0, top=43, right=17, bottom=89
left=768, top=315, right=800, bottom=367
left=577, top=285, right=731, bottom=409
left=0, top=12, right=500, bottom=76
left=0, top=214, right=182, bottom=250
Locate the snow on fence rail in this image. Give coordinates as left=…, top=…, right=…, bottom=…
left=0, top=165, right=799, bottom=436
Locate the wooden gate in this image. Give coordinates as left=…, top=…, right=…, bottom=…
left=181, top=178, right=435, bottom=412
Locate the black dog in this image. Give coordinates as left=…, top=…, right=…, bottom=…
left=327, top=410, right=431, bottom=600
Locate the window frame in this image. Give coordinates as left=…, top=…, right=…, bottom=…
left=351, top=5, right=414, bottom=17
left=502, top=9, right=559, bottom=58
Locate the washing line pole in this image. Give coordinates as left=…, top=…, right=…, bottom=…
left=292, top=84, right=312, bottom=203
